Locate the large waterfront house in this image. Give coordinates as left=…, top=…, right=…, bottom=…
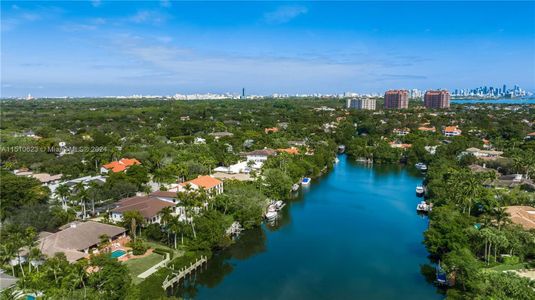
left=36, top=221, right=126, bottom=263
left=100, top=158, right=141, bottom=174
left=110, top=195, right=180, bottom=224
left=177, top=175, right=224, bottom=195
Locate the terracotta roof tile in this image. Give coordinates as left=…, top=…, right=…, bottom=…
left=180, top=175, right=222, bottom=189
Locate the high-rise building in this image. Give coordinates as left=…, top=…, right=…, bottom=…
left=424, top=90, right=450, bottom=109
left=347, top=98, right=376, bottom=110
left=384, top=90, right=409, bottom=109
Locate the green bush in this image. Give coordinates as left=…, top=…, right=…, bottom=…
left=128, top=238, right=148, bottom=256
left=153, top=247, right=173, bottom=259
left=502, top=255, right=520, bottom=265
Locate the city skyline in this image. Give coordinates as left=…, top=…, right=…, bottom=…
left=2, top=1, right=535, bottom=97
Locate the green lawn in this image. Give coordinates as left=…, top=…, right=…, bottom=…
left=145, top=240, right=185, bottom=258
left=489, top=263, right=528, bottom=272
left=124, top=253, right=164, bottom=284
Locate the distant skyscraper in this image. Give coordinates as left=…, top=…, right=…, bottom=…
left=347, top=98, right=376, bottom=110
left=384, top=90, right=409, bottom=109
left=424, top=90, right=450, bottom=109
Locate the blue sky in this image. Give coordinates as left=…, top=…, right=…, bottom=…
left=1, top=1, right=534, bottom=97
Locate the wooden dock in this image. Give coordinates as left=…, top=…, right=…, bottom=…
left=162, top=256, right=208, bottom=290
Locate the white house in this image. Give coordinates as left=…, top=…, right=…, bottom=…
left=244, top=149, right=277, bottom=165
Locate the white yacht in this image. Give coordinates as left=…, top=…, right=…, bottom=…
left=416, top=185, right=425, bottom=195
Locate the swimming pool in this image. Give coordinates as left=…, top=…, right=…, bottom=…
left=110, top=250, right=126, bottom=259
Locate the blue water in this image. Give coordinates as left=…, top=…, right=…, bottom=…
left=452, top=98, right=535, bottom=104
left=111, top=250, right=126, bottom=258
left=175, top=155, right=443, bottom=299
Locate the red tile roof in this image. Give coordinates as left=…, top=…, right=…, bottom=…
left=444, top=126, right=461, bottom=132
left=264, top=127, right=279, bottom=134
left=180, top=175, right=222, bottom=189
left=102, top=158, right=141, bottom=173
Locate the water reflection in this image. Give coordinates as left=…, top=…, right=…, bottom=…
left=172, top=227, right=268, bottom=298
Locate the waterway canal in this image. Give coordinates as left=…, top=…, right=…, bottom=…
left=175, top=155, right=443, bottom=299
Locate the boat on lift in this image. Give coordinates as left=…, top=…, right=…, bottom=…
left=416, top=201, right=432, bottom=213
left=265, top=211, right=278, bottom=221
left=415, top=162, right=428, bottom=171
left=291, top=184, right=300, bottom=192
left=301, top=177, right=311, bottom=185
left=274, top=200, right=285, bottom=210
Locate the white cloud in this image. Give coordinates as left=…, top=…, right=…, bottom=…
left=129, top=10, right=167, bottom=24
left=264, top=5, right=308, bottom=24
left=156, top=36, right=173, bottom=43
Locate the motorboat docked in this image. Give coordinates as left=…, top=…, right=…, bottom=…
left=416, top=185, right=425, bottom=196
left=416, top=201, right=432, bottom=213
left=274, top=200, right=285, bottom=210
left=415, top=162, right=428, bottom=171
left=335, top=157, right=340, bottom=164
left=301, top=177, right=311, bottom=185
left=338, top=145, right=346, bottom=153
left=291, top=183, right=300, bottom=192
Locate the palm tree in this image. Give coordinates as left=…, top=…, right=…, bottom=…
left=168, top=218, right=181, bottom=249
left=74, top=182, right=88, bottom=220
left=524, top=154, right=535, bottom=180
left=55, top=184, right=71, bottom=211
left=122, top=211, right=144, bottom=240
left=73, top=261, right=88, bottom=298
left=47, top=253, right=68, bottom=285
left=160, top=206, right=174, bottom=245
left=493, top=206, right=511, bottom=230
left=29, top=248, right=44, bottom=272
left=85, top=151, right=102, bottom=173
left=179, top=187, right=199, bottom=239
left=458, top=172, right=484, bottom=216
left=0, top=243, right=17, bottom=276
left=24, top=227, right=37, bottom=274
left=86, top=181, right=101, bottom=216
